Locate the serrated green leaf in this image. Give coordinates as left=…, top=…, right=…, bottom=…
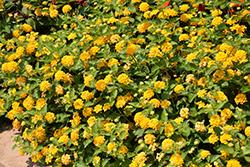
left=205, top=65, right=218, bottom=75
left=217, top=145, right=234, bottom=154
left=210, top=155, right=221, bottom=163
left=127, top=4, right=136, bottom=13
left=84, top=138, right=93, bottom=148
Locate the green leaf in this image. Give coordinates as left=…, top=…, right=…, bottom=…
left=12, top=144, right=18, bottom=151
left=198, top=108, right=213, bottom=114
left=65, top=104, right=71, bottom=111
left=84, top=138, right=93, bottom=148
left=181, top=121, right=191, bottom=137
left=117, top=153, right=125, bottom=162
left=161, top=109, right=168, bottom=122
left=84, top=101, right=94, bottom=107
left=190, top=17, right=200, bottom=22
left=168, top=17, right=180, bottom=24
left=134, top=129, right=145, bottom=138
left=111, top=89, right=118, bottom=100
left=0, top=89, right=6, bottom=95
left=127, top=4, right=136, bottom=13
left=237, top=133, right=245, bottom=141
left=136, top=15, right=142, bottom=22
left=217, top=145, right=234, bottom=154
left=40, top=104, right=47, bottom=115
left=76, top=161, right=88, bottom=167
left=243, top=149, right=250, bottom=155
left=70, top=89, right=76, bottom=98
left=215, top=101, right=227, bottom=110
left=205, top=65, right=218, bottom=75
left=102, top=158, right=110, bottom=166
left=52, top=137, right=60, bottom=146
left=151, top=62, right=164, bottom=74
left=188, top=93, right=197, bottom=103
left=15, top=90, right=27, bottom=95
left=245, top=156, right=250, bottom=163
left=147, top=34, right=155, bottom=41
left=128, top=102, right=141, bottom=108
left=22, top=146, right=34, bottom=155
left=64, top=128, right=72, bottom=134
left=210, top=155, right=221, bottom=163
left=241, top=86, right=250, bottom=93
left=4, top=25, right=11, bottom=33
left=26, top=18, right=36, bottom=30
left=220, top=2, right=230, bottom=9
left=35, top=145, right=44, bottom=152
left=231, top=0, right=243, bottom=5
left=159, top=125, right=165, bottom=134
left=56, top=113, right=71, bottom=122
left=119, top=130, right=127, bottom=140
left=22, top=6, right=28, bottom=15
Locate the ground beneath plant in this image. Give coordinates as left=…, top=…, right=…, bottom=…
left=0, top=122, right=51, bottom=167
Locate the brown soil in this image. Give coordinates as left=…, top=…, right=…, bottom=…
left=0, top=123, right=51, bottom=167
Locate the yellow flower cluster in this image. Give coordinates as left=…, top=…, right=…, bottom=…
left=61, top=55, right=75, bottom=66
left=1, top=0, right=250, bottom=166
left=95, top=80, right=107, bottom=91
left=117, top=73, right=132, bottom=85
left=62, top=4, right=72, bottom=14
left=2, top=61, right=18, bottom=72
left=22, top=23, right=33, bottom=32
left=40, top=81, right=51, bottom=91
left=130, top=152, right=147, bottom=167
left=93, top=136, right=105, bottom=147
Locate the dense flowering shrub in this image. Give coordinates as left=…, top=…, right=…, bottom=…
left=1, top=0, right=250, bottom=166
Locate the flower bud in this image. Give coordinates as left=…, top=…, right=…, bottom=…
left=236, top=70, right=241, bottom=76
left=156, top=29, right=161, bottom=33
left=21, top=121, right=26, bottom=126
left=194, top=140, right=199, bottom=145
left=138, top=89, right=143, bottom=93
